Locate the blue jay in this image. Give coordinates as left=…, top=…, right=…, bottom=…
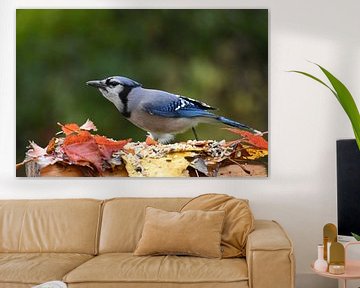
left=86, top=76, right=261, bottom=143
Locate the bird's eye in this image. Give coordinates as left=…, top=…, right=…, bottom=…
left=109, top=81, right=119, bottom=86
left=105, top=78, right=119, bottom=87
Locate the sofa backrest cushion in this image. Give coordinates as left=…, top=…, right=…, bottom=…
left=99, top=198, right=189, bottom=253
left=0, top=199, right=102, bottom=254
left=181, top=194, right=254, bottom=258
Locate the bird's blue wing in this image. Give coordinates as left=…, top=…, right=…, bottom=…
left=143, top=95, right=216, bottom=118
left=140, top=90, right=259, bottom=133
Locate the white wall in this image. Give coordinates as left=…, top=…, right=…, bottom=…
left=1, top=0, right=359, bottom=287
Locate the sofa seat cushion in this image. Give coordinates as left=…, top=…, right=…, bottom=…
left=64, top=253, right=248, bottom=285
left=67, top=283, right=249, bottom=288
left=0, top=253, right=93, bottom=285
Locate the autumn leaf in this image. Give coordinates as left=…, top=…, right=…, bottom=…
left=122, top=151, right=195, bottom=177
left=60, top=123, right=80, bottom=135
left=225, top=128, right=268, bottom=150
left=241, top=147, right=268, bottom=160
left=26, top=141, right=47, bottom=158
left=145, top=136, right=158, bottom=146
left=40, top=163, right=86, bottom=177
left=63, top=142, right=103, bottom=172
left=63, top=130, right=92, bottom=145
left=58, top=119, right=97, bottom=136
left=219, top=162, right=267, bottom=176
left=20, top=120, right=269, bottom=177
left=80, top=119, right=98, bottom=132
left=46, top=137, right=57, bottom=154
left=93, top=135, right=130, bottom=159
left=63, top=131, right=103, bottom=172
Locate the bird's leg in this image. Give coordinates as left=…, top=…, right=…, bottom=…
left=192, top=127, right=199, bottom=141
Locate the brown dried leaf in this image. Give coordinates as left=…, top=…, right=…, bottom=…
left=218, top=164, right=249, bottom=177
left=102, top=165, right=129, bottom=177
left=46, top=137, right=56, bottom=154
left=40, top=164, right=87, bottom=177
left=241, top=163, right=267, bottom=176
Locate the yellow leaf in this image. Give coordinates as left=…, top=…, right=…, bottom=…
left=242, top=147, right=268, bottom=160
left=122, top=152, right=195, bottom=177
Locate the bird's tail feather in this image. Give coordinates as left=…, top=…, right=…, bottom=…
left=216, top=116, right=261, bottom=134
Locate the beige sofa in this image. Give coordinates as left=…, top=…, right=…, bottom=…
left=0, top=198, right=294, bottom=288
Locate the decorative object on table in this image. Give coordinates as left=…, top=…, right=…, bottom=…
left=314, top=244, right=328, bottom=272
left=290, top=63, right=360, bottom=150
left=32, top=281, right=67, bottom=288
left=323, top=223, right=337, bottom=262
left=329, top=242, right=345, bottom=275
left=328, top=264, right=345, bottom=275
left=312, top=228, right=360, bottom=287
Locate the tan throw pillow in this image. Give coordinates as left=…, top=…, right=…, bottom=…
left=134, top=207, right=225, bottom=258
left=181, top=194, right=254, bottom=258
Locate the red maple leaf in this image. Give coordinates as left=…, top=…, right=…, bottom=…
left=93, top=135, right=130, bottom=160
left=225, top=128, right=268, bottom=150
left=63, top=131, right=103, bottom=172
left=61, top=123, right=80, bottom=135
left=145, top=136, right=158, bottom=146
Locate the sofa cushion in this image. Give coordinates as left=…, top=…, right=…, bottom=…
left=64, top=253, right=248, bottom=285
left=0, top=253, right=93, bottom=285
left=0, top=199, right=102, bottom=254
left=99, top=198, right=190, bottom=253
left=181, top=194, right=254, bottom=258
left=134, top=207, right=225, bottom=258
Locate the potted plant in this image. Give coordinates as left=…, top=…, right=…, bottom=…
left=291, top=63, right=360, bottom=241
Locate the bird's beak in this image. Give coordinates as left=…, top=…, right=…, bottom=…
left=86, top=80, right=106, bottom=88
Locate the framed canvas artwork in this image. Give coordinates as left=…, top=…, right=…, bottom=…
left=16, top=9, right=268, bottom=177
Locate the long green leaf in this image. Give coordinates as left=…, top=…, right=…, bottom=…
left=289, top=70, right=337, bottom=98
left=316, top=64, right=360, bottom=150
left=290, top=64, right=360, bottom=150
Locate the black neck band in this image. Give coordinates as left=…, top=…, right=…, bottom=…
left=118, top=86, right=133, bottom=118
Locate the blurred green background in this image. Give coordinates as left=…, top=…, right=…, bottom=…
left=16, top=9, right=268, bottom=168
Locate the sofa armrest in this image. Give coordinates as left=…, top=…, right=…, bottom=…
left=246, top=220, right=295, bottom=288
